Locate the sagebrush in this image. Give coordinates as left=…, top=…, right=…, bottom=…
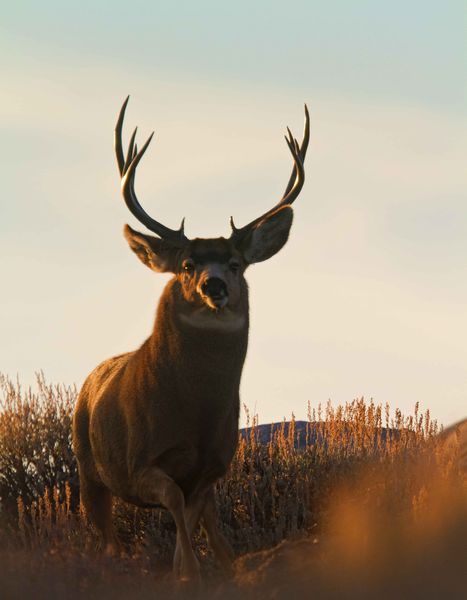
left=1, top=374, right=465, bottom=599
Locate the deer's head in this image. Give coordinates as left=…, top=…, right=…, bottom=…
left=115, top=97, right=309, bottom=315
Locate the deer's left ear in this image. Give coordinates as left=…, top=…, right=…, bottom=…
left=237, top=206, right=293, bottom=264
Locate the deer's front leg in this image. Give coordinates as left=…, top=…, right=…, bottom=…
left=202, top=487, right=235, bottom=577
left=172, top=488, right=209, bottom=577
left=134, top=467, right=200, bottom=583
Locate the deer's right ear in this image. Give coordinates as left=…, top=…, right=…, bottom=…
left=123, top=225, right=178, bottom=273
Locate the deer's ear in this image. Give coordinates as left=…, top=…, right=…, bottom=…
left=123, top=225, right=179, bottom=273
left=237, top=206, right=293, bottom=264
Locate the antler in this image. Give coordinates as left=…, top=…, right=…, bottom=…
left=114, top=96, right=188, bottom=245
left=230, top=104, right=309, bottom=242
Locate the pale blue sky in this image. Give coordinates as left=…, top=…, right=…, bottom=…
left=2, top=1, right=465, bottom=112
left=1, top=1, right=466, bottom=426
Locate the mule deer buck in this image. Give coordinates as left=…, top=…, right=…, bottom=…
left=73, top=97, right=309, bottom=581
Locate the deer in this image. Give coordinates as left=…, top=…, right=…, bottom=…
left=72, top=97, right=309, bottom=582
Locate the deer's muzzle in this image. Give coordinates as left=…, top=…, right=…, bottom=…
left=201, top=277, right=228, bottom=309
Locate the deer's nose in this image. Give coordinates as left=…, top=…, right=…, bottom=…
left=201, top=277, right=227, bottom=298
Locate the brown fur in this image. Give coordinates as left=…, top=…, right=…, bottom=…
left=73, top=228, right=294, bottom=581
left=73, top=99, right=306, bottom=582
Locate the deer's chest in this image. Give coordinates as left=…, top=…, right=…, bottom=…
left=153, top=408, right=239, bottom=497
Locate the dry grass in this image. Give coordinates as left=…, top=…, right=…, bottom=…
left=0, top=373, right=465, bottom=599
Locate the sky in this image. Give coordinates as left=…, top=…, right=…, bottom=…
left=1, top=1, right=466, bottom=427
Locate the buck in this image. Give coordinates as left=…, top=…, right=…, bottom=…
left=73, top=97, right=309, bottom=582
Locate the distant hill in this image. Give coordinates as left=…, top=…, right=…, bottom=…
left=240, top=420, right=410, bottom=450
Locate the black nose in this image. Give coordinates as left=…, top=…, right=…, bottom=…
left=201, top=277, right=227, bottom=298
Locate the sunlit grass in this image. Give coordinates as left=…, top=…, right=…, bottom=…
left=0, top=374, right=465, bottom=599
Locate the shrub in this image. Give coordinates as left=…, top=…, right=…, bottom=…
left=1, top=373, right=464, bottom=599
left=0, top=374, right=79, bottom=525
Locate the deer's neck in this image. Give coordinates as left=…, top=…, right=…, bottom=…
left=144, top=278, right=249, bottom=382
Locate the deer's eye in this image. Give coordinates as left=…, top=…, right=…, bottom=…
left=183, top=260, right=195, bottom=274
left=229, top=261, right=240, bottom=273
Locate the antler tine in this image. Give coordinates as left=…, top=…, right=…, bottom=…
left=282, top=104, right=310, bottom=198
left=121, top=127, right=137, bottom=177
left=114, top=96, right=129, bottom=176
left=114, top=97, right=188, bottom=245
left=230, top=105, right=309, bottom=241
